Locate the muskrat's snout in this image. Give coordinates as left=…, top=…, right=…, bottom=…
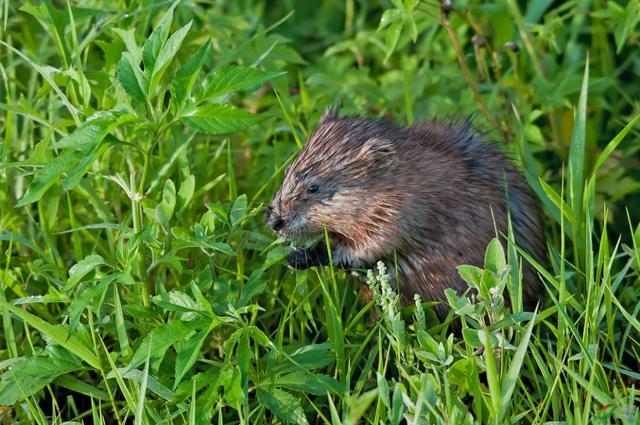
left=265, top=204, right=287, bottom=232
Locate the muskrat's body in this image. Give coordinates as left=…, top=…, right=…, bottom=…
left=267, top=109, right=545, bottom=318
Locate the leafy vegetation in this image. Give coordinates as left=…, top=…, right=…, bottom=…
left=1, top=0, right=639, bottom=423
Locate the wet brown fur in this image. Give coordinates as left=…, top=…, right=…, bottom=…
left=267, top=109, right=546, bottom=319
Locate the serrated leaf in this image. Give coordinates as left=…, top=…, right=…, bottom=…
left=66, top=254, right=106, bottom=291
left=117, top=52, right=147, bottom=101
left=17, top=150, right=84, bottom=207
left=151, top=290, right=204, bottom=314
left=112, top=27, right=142, bottom=61
left=200, top=66, right=284, bottom=100
left=207, top=241, right=235, bottom=256
left=0, top=350, right=83, bottom=406
left=220, top=366, right=244, bottom=408
left=264, top=371, right=343, bottom=396
left=142, top=2, right=177, bottom=73
left=172, top=40, right=211, bottom=107
left=174, top=328, right=210, bottom=388
left=63, top=144, right=108, bottom=191
left=257, top=387, right=309, bottom=425
left=53, top=111, right=121, bottom=150
left=180, top=104, right=264, bottom=134
left=384, top=21, right=403, bottom=62
left=148, top=20, right=192, bottom=96
left=127, top=319, right=201, bottom=371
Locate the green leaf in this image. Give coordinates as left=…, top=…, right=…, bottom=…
left=127, top=319, right=201, bottom=371
left=117, top=52, right=147, bottom=102
left=17, top=150, right=84, bottom=207
left=0, top=300, right=101, bottom=369
left=148, top=20, right=193, bottom=96
left=390, top=383, right=405, bottom=425
left=63, top=144, right=108, bottom=191
left=155, top=179, right=176, bottom=227
left=112, top=27, right=142, bottom=61
left=484, top=238, right=506, bottom=275
left=498, top=313, right=536, bottom=421
left=376, top=372, right=390, bottom=409
left=173, top=328, right=210, bottom=389
left=180, top=104, right=264, bottom=134
left=457, top=264, right=484, bottom=288
left=106, top=368, right=174, bottom=401
left=54, top=375, right=109, bottom=401
left=142, top=2, right=177, bottom=73
left=66, top=254, right=106, bottom=291
left=384, top=20, right=403, bottom=62
left=200, top=66, right=284, bottom=100
left=220, top=366, right=244, bottom=408
left=172, top=40, right=211, bottom=106
left=568, top=58, right=589, bottom=220
left=591, top=114, right=640, bottom=177
left=177, top=175, right=195, bottom=212
left=257, top=387, right=309, bottom=425
left=264, top=371, right=343, bottom=396
left=230, top=194, right=247, bottom=226
left=53, top=111, right=121, bottom=150
left=538, top=177, right=576, bottom=226
left=0, top=349, right=83, bottom=406
left=262, top=245, right=290, bottom=269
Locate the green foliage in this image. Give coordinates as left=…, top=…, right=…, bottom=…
left=1, top=0, right=639, bottom=424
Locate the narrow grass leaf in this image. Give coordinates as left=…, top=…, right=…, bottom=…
left=135, top=338, right=152, bottom=425
left=591, top=114, right=640, bottom=175
left=568, top=57, right=589, bottom=220
left=561, top=365, right=613, bottom=406
left=53, top=375, right=109, bottom=401
left=0, top=300, right=101, bottom=369
left=498, top=312, right=536, bottom=421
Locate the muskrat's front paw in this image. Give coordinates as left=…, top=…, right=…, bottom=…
left=287, top=247, right=311, bottom=269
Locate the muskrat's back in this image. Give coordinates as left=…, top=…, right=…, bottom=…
left=267, top=110, right=546, bottom=318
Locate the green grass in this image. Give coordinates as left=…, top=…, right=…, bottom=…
left=1, top=0, right=639, bottom=423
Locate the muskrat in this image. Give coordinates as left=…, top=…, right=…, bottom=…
left=266, top=108, right=546, bottom=319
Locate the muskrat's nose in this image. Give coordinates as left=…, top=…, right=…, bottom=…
left=270, top=217, right=285, bottom=232
left=266, top=208, right=285, bottom=231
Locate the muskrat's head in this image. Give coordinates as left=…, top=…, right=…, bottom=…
left=267, top=108, right=399, bottom=242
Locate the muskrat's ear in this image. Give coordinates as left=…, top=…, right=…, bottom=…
left=319, top=106, right=340, bottom=125
left=357, top=138, right=396, bottom=163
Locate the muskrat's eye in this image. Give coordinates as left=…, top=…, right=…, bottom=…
left=307, top=184, right=319, bottom=194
